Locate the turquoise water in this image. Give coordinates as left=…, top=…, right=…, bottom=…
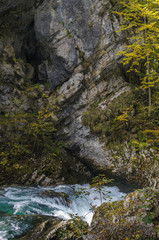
left=0, top=184, right=126, bottom=240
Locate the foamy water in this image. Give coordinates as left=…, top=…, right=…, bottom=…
left=0, top=184, right=126, bottom=239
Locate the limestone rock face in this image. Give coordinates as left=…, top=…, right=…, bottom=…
left=34, top=0, right=101, bottom=88
left=33, top=0, right=130, bottom=178
left=0, top=0, right=159, bottom=187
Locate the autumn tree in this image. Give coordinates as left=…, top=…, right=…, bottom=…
left=115, top=0, right=159, bottom=116
left=0, top=85, right=58, bottom=168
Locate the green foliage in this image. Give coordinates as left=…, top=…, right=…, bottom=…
left=137, top=189, right=159, bottom=225
left=90, top=174, right=114, bottom=204
left=131, top=140, right=148, bottom=151
left=75, top=175, right=114, bottom=216
left=58, top=214, right=88, bottom=240
left=82, top=89, right=135, bottom=145
left=0, top=84, right=59, bottom=168
left=82, top=86, right=159, bottom=152
left=58, top=175, right=114, bottom=239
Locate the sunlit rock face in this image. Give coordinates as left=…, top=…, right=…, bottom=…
left=0, top=0, right=159, bottom=187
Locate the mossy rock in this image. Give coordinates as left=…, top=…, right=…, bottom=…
left=82, top=85, right=159, bottom=150
left=88, top=188, right=159, bottom=239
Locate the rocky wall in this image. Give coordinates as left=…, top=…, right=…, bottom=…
left=0, top=0, right=159, bottom=187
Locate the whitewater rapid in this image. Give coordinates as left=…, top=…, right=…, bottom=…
left=0, top=184, right=126, bottom=240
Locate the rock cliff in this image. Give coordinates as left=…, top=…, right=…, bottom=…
left=0, top=0, right=159, bottom=187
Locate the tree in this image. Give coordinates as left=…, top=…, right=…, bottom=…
left=0, top=85, right=58, bottom=168
left=115, top=0, right=159, bottom=116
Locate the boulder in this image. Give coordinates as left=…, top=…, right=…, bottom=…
left=15, top=216, right=66, bottom=240
left=86, top=188, right=159, bottom=239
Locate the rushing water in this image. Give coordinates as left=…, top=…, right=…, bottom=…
left=0, top=184, right=126, bottom=240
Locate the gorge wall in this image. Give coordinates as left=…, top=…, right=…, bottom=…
left=0, top=0, right=159, bottom=187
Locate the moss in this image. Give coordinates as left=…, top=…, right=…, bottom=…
left=88, top=21, right=94, bottom=27
left=82, top=85, right=159, bottom=186
left=82, top=86, right=159, bottom=150
left=82, top=88, right=134, bottom=146
left=95, top=200, right=126, bottom=221
left=91, top=188, right=159, bottom=239
left=65, top=28, right=73, bottom=39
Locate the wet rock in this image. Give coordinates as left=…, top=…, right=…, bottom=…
left=16, top=216, right=89, bottom=240
left=15, top=216, right=65, bottom=240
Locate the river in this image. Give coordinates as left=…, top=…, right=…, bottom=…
left=0, top=184, right=127, bottom=240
